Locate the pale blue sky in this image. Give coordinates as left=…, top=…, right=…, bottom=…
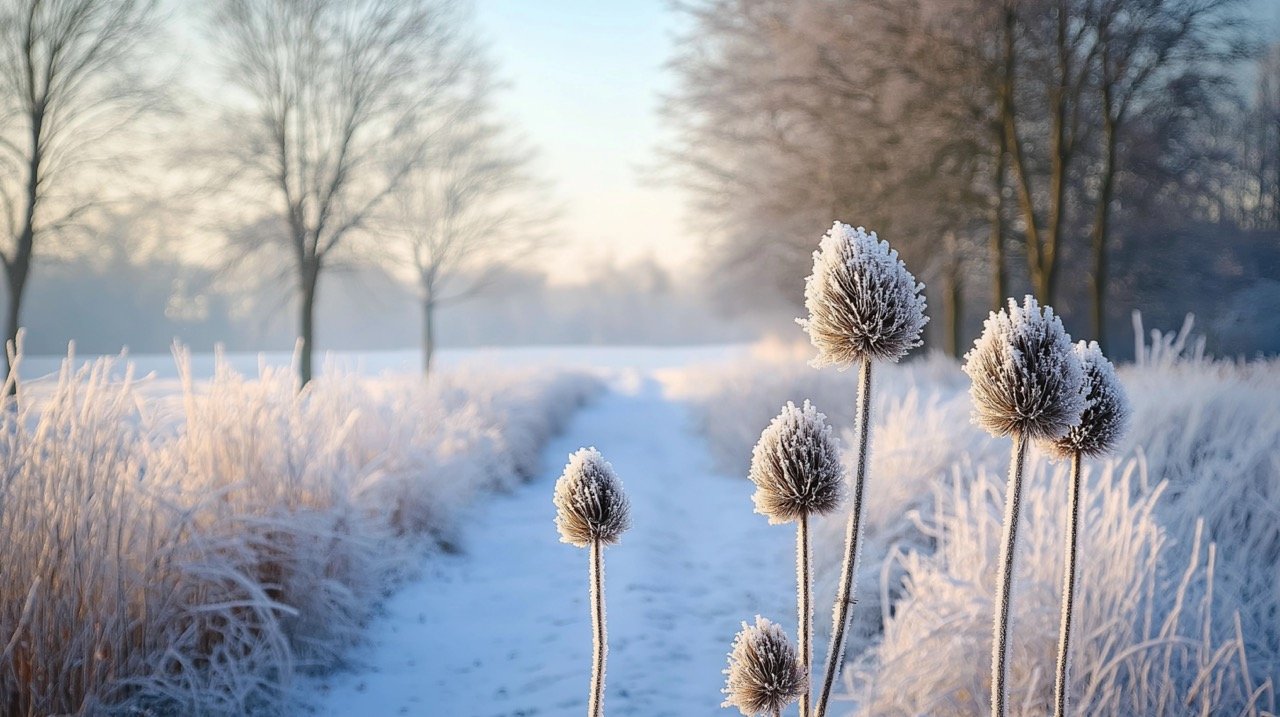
left=473, top=1, right=692, bottom=283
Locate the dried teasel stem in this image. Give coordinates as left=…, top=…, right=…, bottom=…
left=554, top=448, right=630, bottom=717
left=797, top=514, right=812, bottom=717
left=748, top=401, right=845, bottom=717
left=814, top=357, right=872, bottom=717
left=1053, top=452, right=1082, bottom=717
left=589, top=540, right=606, bottom=717
left=991, top=433, right=1028, bottom=717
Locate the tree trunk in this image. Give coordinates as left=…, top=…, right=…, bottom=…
left=299, top=262, right=319, bottom=388
left=1090, top=107, right=1118, bottom=351
left=1000, top=5, right=1047, bottom=300
left=947, top=267, right=963, bottom=358
left=1041, top=0, right=1073, bottom=306
left=990, top=126, right=1008, bottom=311
left=4, top=108, right=42, bottom=397
left=422, top=294, right=436, bottom=376
left=3, top=259, right=28, bottom=397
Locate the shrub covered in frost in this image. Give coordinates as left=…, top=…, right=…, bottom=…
left=799, top=222, right=928, bottom=368
left=0, top=349, right=599, bottom=714
left=722, top=616, right=807, bottom=717
left=849, top=458, right=1272, bottom=716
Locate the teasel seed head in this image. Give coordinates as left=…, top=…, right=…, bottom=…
left=748, top=400, right=844, bottom=524
left=1046, top=341, right=1129, bottom=459
left=964, top=296, right=1087, bottom=441
left=553, top=447, right=631, bottom=547
left=722, top=616, right=807, bottom=716
left=799, top=222, right=928, bottom=368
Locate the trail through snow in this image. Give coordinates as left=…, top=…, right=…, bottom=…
left=306, top=370, right=797, bottom=716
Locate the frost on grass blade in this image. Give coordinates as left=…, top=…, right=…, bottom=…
left=799, top=222, right=928, bottom=368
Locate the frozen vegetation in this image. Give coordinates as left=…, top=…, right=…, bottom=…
left=2, top=325, right=1273, bottom=715
left=671, top=318, right=1280, bottom=714
left=0, top=348, right=599, bottom=715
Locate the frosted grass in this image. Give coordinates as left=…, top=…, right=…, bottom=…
left=0, top=348, right=599, bottom=714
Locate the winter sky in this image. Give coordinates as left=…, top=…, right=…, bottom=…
left=474, top=0, right=693, bottom=284
left=164, top=0, right=690, bottom=285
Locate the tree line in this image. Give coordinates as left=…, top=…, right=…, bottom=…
left=665, top=0, right=1280, bottom=356
left=0, top=0, right=544, bottom=390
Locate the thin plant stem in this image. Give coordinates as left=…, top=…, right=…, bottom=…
left=589, top=540, right=606, bottom=717
left=815, top=357, right=873, bottom=717
left=798, top=513, right=813, bottom=717
left=1053, top=452, right=1083, bottom=717
left=992, top=433, right=1028, bottom=717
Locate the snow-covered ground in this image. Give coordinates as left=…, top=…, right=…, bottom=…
left=304, top=369, right=798, bottom=716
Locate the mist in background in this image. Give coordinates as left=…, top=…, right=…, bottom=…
left=2, top=0, right=1278, bottom=365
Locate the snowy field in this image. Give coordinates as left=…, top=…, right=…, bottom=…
left=3, top=334, right=1278, bottom=715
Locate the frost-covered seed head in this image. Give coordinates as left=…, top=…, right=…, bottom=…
left=799, top=222, right=929, bottom=367
left=963, top=296, right=1086, bottom=441
left=722, top=616, right=807, bottom=716
left=1046, top=341, right=1129, bottom=459
left=748, top=400, right=844, bottom=524
left=553, top=447, right=631, bottom=547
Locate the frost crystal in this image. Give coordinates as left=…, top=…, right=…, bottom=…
left=964, top=296, right=1086, bottom=440
left=748, top=400, right=844, bottom=524
left=722, top=616, right=807, bottom=717
left=799, top=222, right=929, bottom=367
left=1046, top=341, right=1130, bottom=458
left=553, top=447, right=631, bottom=547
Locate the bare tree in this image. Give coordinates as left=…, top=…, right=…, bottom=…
left=209, top=0, right=465, bottom=385
left=665, top=0, right=1263, bottom=349
left=390, top=59, right=548, bottom=375
left=663, top=0, right=896, bottom=309
left=0, top=0, right=160, bottom=391
left=1001, top=0, right=1102, bottom=306
left=1085, top=0, right=1250, bottom=349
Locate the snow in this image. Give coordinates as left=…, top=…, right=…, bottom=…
left=303, top=370, right=796, bottom=716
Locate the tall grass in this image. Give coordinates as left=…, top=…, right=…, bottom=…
left=0, top=349, right=599, bottom=715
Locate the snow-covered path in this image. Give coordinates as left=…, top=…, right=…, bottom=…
left=306, top=370, right=794, bottom=716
